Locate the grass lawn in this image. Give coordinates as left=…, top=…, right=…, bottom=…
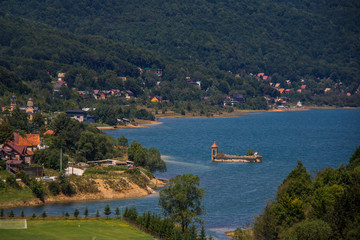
left=0, top=218, right=155, bottom=240
left=0, top=187, right=35, bottom=205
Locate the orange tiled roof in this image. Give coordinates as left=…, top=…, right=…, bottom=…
left=44, top=130, right=55, bottom=136
left=14, top=132, right=40, bottom=146
left=211, top=141, right=218, bottom=148
left=278, top=88, right=285, bottom=94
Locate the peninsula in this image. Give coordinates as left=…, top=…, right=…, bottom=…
left=211, top=142, right=262, bottom=163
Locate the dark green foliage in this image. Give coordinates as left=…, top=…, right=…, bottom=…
left=348, top=146, right=360, bottom=170
left=29, top=179, right=45, bottom=201
left=117, top=136, right=129, bottom=147
left=64, top=212, right=69, bottom=218
left=74, top=208, right=79, bottom=218
left=2, top=0, right=358, bottom=86
left=246, top=148, right=254, bottom=156
left=84, top=207, right=88, bottom=218
left=75, top=129, right=116, bottom=161
left=31, top=213, right=36, bottom=219
left=49, top=114, right=84, bottom=150
left=254, top=147, right=360, bottom=240
left=123, top=207, right=177, bottom=239
left=6, top=175, right=20, bottom=189
left=199, top=224, right=207, bottom=240
left=276, top=161, right=313, bottom=201
left=16, top=170, right=31, bottom=186
left=95, top=210, right=100, bottom=218
left=284, top=220, right=332, bottom=240
left=9, top=210, right=14, bottom=218
left=48, top=181, right=61, bottom=196
left=159, top=174, right=205, bottom=232
left=34, top=148, right=68, bottom=171
left=0, top=122, right=14, bottom=144
left=20, top=210, right=24, bottom=217
left=128, top=141, right=166, bottom=172
left=41, top=211, right=47, bottom=219
left=104, top=204, right=111, bottom=218
left=123, top=207, right=138, bottom=222
left=115, top=207, right=120, bottom=217
left=0, top=177, right=5, bottom=189
left=58, top=174, right=76, bottom=196
left=0, top=208, right=4, bottom=217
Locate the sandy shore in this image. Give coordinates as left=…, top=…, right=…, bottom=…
left=97, top=120, right=162, bottom=130
left=1, top=178, right=167, bottom=209
left=95, top=107, right=358, bottom=130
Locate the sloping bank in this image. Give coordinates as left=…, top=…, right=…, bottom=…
left=0, top=172, right=167, bottom=209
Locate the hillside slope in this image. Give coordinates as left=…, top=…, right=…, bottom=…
left=1, top=0, right=359, bottom=84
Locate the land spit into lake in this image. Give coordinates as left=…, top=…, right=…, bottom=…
left=0, top=177, right=167, bottom=209
left=96, top=108, right=314, bottom=130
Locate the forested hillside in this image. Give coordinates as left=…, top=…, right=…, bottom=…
left=253, top=147, right=360, bottom=240
left=1, top=0, right=359, bottom=85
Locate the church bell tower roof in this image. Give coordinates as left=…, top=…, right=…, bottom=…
left=211, top=141, right=218, bottom=148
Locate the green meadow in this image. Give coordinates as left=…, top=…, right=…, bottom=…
left=0, top=218, right=154, bottom=240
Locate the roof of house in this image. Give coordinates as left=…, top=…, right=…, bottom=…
left=301, top=84, right=307, bottom=89
left=257, top=73, right=265, bottom=77
left=211, top=141, right=218, bottom=148
left=13, top=133, right=40, bottom=146
left=44, top=130, right=55, bottom=136
left=278, top=88, right=285, bottom=94
left=263, top=76, right=268, bottom=80
left=4, top=142, right=29, bottom=156
left=65, top=109, right=86, bottom=114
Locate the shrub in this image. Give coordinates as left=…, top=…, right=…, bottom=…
left=74, top=209, right=79, bottom=218
left=6, top=175, right=20, bottom=189
left=48, top=181, right=61, bottom=196
left=0, top=177, right=5, bottom=189
left=30, top=180, right=45, bottom=200
left=16, top=170, right=31, bottom=186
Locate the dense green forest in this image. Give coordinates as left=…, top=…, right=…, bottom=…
left=0, top=0, right=359, bottom=115
left=252, top=147, right=360, bottom=240
left=1, top=0, right=359, bottom=84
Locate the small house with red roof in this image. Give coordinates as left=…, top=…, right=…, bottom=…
left=13, top=132, right=41, bottom=152
left=0, top=142, right=34, bottom=165
left=301, top=85, right=307, bottom=89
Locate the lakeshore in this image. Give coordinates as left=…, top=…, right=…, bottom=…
left=0, top=178, right=166, bottom=209
left=96, top=107, right=360, bottom=130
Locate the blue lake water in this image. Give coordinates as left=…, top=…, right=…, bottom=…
left=9, top=109, right=360, bottom=239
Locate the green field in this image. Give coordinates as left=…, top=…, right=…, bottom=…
left=0, top=219, right=154, bottom=240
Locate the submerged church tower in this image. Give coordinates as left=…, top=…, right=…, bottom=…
left=211, top=141, right=218, bottom=161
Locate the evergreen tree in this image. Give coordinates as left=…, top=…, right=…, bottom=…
left=41, top=211, right=47, bottom=219
left=74, top=208, right=80, bottom=218
left=20, top=210, right=24, bottom=218
left=84, top=207, right=88, bottom=218
left=31, top=213, right=36, bottom=219
left=0, top=208, right=4, bottom=217
left=96, top=209, right=100, bottom=218
left=104, top=204, right=111, bottom=218
left=9, top=210, right=14, bottom=218
left=115, top=207, right=120, bottom=218
left=65, top=212, right=69, bottom=218
left=199, top=224, right=207, bottom=240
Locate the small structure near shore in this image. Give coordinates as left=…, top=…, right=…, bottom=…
left=211, top=141, right=262, bottom=163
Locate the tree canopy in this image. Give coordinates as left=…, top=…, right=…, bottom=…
left=159, top=174, right=205, bottom=232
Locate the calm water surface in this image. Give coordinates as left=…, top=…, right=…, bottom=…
left=10, top=109, right=360, bottom=239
